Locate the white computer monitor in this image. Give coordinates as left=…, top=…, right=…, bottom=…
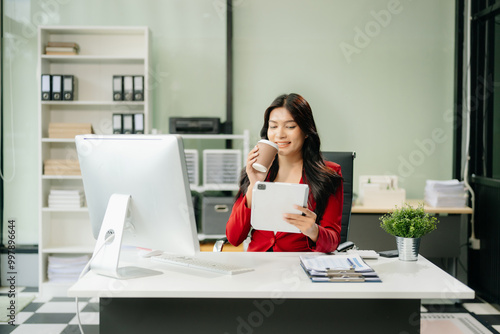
left=76, top=134, right=200, bottom=279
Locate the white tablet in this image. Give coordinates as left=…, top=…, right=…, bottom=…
left=250, top=181, right=309, bottom=233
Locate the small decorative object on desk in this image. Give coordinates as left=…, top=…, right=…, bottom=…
left=379, top=203, right=438, bottom=261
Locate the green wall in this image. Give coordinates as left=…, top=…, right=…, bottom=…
left=2, top=0, right=455, bottom=244
left=232, top=0, right=456, bottom=198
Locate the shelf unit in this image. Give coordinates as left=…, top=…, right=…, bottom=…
left=37, top=26, right=151, bottom=297
left=179, top=131, right=250, bottom=241
left=182, top=131, right=250, bottom=193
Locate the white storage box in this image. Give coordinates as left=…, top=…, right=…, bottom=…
left=203, top=149, right=241, bottom=190
left=359, top=175, right=406, bottom=207
left=184, top=149, right=199, bottom=187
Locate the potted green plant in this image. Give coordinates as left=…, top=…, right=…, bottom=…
left=379, top=203, right=438, bottom=261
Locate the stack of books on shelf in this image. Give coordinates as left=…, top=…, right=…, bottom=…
left=48, top=122, right=94, bottom=139
left=48, top=188, right=85, bottom=209
left=424, top=179, right=468, bottom=207
left=44, top=159, right=81, bottom=176
left=45, top=41, right=80, bottom=55
left=299, top=253, right=381, bottom=282
left=47, top=254, right=89, bottom=283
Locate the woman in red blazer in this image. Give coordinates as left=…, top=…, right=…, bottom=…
left=226, top=93, right=343, bottom=252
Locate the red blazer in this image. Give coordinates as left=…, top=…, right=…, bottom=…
left=226, top=161, right=343, bottom=253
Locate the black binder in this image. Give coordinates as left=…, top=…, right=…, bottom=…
left=63, top=75, right=75, bottom=100
left=122, top=114, right=134, bottom=134
left=123, top=76, right=133, bottom=101
left=113, top=76, right=123, bottom=101
left=51, top=75, right=62, bottom=100
left=41, top=74, right=51, bottom=101
left=112, top=114, right=123, bottom=134
left=133, top=76, right=144, bottom=101
left=133, top=113, right=144, bottom=134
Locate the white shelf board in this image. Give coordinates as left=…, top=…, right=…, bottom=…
left=40, top=25, right=148, bottom=35
left=180, top=134, right=247, bottom=140
left=42, top=175, right=82, bottom=180
left=42, top=207, right=88, bottom=213
left=42, top=138, right=76, bottom=143
left=41, top=55, right=145, bottom=64
left=42, top=246, right=94, bottom=254
left=198, top=233, right=226, bottom=241
left=42, top=101, right=145, bottom=106
left=190, top=185, right=240, bottom=192
left=40, top=281, right=76, bottom=298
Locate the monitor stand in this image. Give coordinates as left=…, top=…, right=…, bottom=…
left=90, top=194, right=162, bottom=279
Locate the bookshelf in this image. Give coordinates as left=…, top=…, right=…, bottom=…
left=37, top=26, right=151, bottom=297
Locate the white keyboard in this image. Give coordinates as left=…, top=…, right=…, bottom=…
left=150, top=254, right=254, bottom=275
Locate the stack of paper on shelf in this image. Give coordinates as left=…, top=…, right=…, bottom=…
left=424, top=179, right=467, bottom=207
left=44, top=159, right=81, bottom=175
left=45, top=42, right=80, bottom=55
left=47, top=254, right=89, bottom=283
left=48, top=123, right=94, bottom=139
left=299, top=254, right=381, bottom=282
left=48, top=188, right=85, bottom=209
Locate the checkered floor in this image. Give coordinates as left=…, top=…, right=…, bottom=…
left=422, top=298, right=500, bottom=333
left=1, top=288, right=499, bottom=334
left=0, top=287, right=98, bottom=334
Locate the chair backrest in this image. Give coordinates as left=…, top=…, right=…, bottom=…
left=321, top=151, right=356, bottom=244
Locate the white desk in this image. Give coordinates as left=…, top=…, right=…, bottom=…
left=68, top=252, right=474, bottom=333
left=350, top=200, right=473, bottom=278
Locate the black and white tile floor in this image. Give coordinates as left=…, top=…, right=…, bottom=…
left=1, top=287, right=499, bottom=334
left=0, top=287, right=98, bottom=334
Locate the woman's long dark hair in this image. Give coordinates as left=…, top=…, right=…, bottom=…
left=237, top=93, right=342, bottom=223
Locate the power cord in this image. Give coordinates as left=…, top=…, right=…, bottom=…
left=464, top=0, right=479, bottom=250
left=75, top=233, right=114, bottom=334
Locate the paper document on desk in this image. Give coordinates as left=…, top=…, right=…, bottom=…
left=299, top=254, right=381, bottom=282
left=300, top=254, right=372, bottom=273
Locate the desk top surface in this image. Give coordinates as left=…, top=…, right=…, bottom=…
left=68, top=251, right=474, bottom=300
left=352, top=199, right=473, bottom=214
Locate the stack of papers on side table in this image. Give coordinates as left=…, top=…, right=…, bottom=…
left=299, top=254, right=381, bottom=282
left=47, top=254, right=89, bottom=283
left=424, top=179, right=467, bottom=207
left=48, top=188, right=85, bottom=209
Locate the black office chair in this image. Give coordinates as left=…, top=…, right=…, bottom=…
left=321, top=151, right=356, bottom=245
left=213, top=151, right=356, bottom=252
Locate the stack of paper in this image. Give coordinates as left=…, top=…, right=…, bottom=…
left=299, top=254, right=381, bottom=282
left=48, top=188, right=85, bottom=209
left=47, top=254, right=89, bottom=283
left=45, top=42, right=80, bottom=55
left=44, top=159, right=81, bottom=175
left=48, top=122, right=94, bottom=139
left=424, top=179, right=467, bottom=207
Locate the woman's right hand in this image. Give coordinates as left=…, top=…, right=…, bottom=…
left=245, top=145, right=269, bottom=207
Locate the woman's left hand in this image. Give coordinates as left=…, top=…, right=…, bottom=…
left=283, top=205, right=319, bottom=242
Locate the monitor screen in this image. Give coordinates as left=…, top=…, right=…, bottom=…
left=76, top=135, right=200, bottom=259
